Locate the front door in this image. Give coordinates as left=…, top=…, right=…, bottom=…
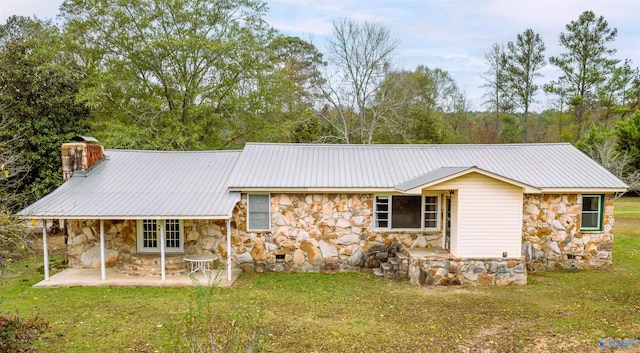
left=445, top=196, right=451, bottom=250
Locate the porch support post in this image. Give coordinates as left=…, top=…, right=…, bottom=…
left=42, top=219, right=49, bottom=280
left=226, top=218, right=231, bottom=281
left=100, top=219, right=106, bottom=280
left=160, top=219, right=166, bottom=280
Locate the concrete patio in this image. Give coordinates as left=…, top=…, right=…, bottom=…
left=406, top=247, right=458, bottom=260
left=33, top=268, right=243, bottom=288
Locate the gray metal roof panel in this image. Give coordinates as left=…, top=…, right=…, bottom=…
left=20, top=142, right=628, bottom=219
left=19, top=150, right=241, bottom=218
left=228, top=143, right=628, bottom=189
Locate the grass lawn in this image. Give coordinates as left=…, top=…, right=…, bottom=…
left=1, top=197, right=639, bottom=352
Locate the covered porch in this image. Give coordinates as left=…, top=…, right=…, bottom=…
left=33, top=267, right=242, bottom=288
left=36, top=217, right=239, bottom=286
left=16, top=141, right=245, bottom=287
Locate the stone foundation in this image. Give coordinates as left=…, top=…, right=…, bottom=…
left=232, top=193, right=443, bottom=273
left=521, top=194, right=614, bottom=271
left=409, top=256, right=527, bottom=286
left=116, top=253, right=187, bottom=276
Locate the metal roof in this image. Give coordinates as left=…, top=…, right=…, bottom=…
left=19, top=142, right=628, bottom=219
left=19, top=150, right=241, bottom=219
left=228, top=143, right=628, bottom=190
left=70, top=136, right=99, bottom=143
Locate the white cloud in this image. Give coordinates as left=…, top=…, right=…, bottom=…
left=0, top=0, right=63, bottom=22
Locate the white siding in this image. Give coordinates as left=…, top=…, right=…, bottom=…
left=435, top=172, right=523, bottom=258
left=449, top=194, right=459, bottom=255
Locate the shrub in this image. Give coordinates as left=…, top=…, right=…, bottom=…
left=0, top=311, right=49, bottom=352
left=164, top=272, right=263, bottom=353
left=0, top=210, right=34, bottom=279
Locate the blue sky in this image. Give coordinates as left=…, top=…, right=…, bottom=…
left=2, top=0, right=639, bottom=111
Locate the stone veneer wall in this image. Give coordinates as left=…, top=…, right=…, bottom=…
left=66, top=219, right=227, bottom=269
left=409, top=258, right=527, bottom=286
left=230, top=193, right=444, bottom=273
left=521, top=194, right=614, bottom=271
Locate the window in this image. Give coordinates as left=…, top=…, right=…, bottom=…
left=374, top=196, right=390, bottom=228
left=137, top=219, right=184, bottom=253
left=165, top=219, right=181, bottom=248
left=374, top=194, right=441, bottom=230
left=248, top=194, right=270, bottom=230
left=392, top=196, right=422, bottom=228
left=581, top=195, right=603, bottom=231
left=424, top=196, right=439, bottom=228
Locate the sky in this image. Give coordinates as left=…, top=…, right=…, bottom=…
left=1, top=0, right=639, bottom=111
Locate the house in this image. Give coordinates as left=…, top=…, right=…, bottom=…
left=19, top=138, right=628, bottom=286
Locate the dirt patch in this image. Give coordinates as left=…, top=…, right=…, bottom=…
left=455, top=323, right=626, bottom=353
left=415, top=284, right=486, bottom=296
left=457, top=324, right=502, bottom=353
left=523, top=336, right=595, bottom=353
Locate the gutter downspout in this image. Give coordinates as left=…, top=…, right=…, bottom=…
left=100, top=219, right=106, bottom=280
left=227, top=218, right=231, bottom=282
left=42, top=219, right=49, bottom=280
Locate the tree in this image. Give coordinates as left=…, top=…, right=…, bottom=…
left=578, top=126, right=640, bottom=194
left=481, top=43, right=511, bottom=142
left=319, top=18, right=399, bottom=144
left=1, top=134, right=36, bottom=283
left=442, top=91, right=473, bottom=143
left=538, top=108, right=575, bottom=142
left=597, top=59, right=640, bottom=124
left=545, top=10, right=619, bottom=136
left=377, top=66, right=463, bottom=143
left=575, top=110, right=640, bottom=194
left=504, top=29, right=546, bottom=142
left=0, top=107, right=28, bottom=209
left=60, top=0, right=282, bottom=150
left=269, top=36, right=325, bottom=109
left=223, top=36, right=326, bottom=145
left=0, top=208, right=33, bottom=278
left=266, top=36, right=327, bottom=143
left=615, top=110, right=640, bottom=172
left=0, top=16, right=90, bottom=210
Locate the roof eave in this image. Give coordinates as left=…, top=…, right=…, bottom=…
left=536, top=187, right=629, bottom=194
left=398, top=167, right=541, bottom=194
left=228, top=187, right=398, bottom=193
left=17, top=214, right=234, bottom=220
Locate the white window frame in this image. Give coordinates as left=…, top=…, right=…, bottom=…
left=423, top=195, right=439, bottom=229
left=580, top=194, right=603, bottom=231
left=247, top=193, right=271, bottom=231
left=374, top=194, right=441, bottom=231
left=136, top=219, right=184, bottom=253
left=374, top=195, right=390, bottom=229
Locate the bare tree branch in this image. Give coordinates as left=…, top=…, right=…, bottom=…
left=318, top=18, right=399, bottom=144
left=583, top=138, right=640, bottom=196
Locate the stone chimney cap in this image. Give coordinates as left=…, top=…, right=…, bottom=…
left=70, top=136, right=99, bottom=143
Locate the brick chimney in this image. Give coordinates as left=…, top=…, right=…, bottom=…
left=62, top=136, right=104, bottom=181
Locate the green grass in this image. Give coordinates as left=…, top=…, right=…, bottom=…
left=2, top=197, right=640, bottom=352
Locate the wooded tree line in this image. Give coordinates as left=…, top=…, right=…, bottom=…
left=1, top=1, right=640, bottom=214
